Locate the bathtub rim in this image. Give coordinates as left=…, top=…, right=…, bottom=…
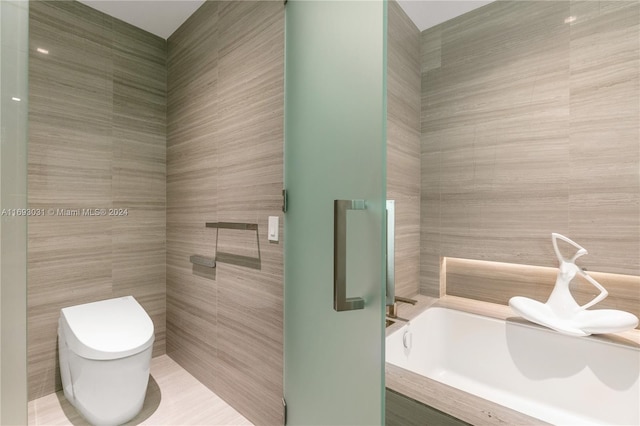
left=385, top=295, right=640, bottom=348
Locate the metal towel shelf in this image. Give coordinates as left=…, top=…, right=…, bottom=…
left=190, top=222, right=260, bottom=271
left=205, top=222, right=258, bottom=231
left=189, top=255, right=216, bottom=268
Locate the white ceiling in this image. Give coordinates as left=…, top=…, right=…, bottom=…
left=398, top=0, right=494, bottom=32
left=77, top=0, right=206, bottom=39
left=77, top=0, right=493, bottom=40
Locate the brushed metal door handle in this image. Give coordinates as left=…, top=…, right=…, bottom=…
left=333, top=199, right=366, bottom=312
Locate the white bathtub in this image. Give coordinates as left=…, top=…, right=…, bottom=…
left=386, top=307, right=640, bottom=425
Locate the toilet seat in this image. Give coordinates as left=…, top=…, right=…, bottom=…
left=60, top=296, right=154, bottom=360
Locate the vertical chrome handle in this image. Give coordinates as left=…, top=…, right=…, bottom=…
left=386, top=200, right=395, bottom=306
left=334, top=199, right=366, bottom=312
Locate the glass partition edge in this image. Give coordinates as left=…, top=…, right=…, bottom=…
left=0, top=0, right=29, bottom=423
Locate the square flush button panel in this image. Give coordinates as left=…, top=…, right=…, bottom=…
left=268, top=216, right=279, bottom=242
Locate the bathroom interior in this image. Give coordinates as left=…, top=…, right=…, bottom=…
left=0, top=0, right=638, bottom=425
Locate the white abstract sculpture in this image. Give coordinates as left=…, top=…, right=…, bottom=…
left=509, top=233, right=639, bottom=336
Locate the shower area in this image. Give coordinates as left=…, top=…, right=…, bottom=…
left=0, top=0, right=638, bottom=425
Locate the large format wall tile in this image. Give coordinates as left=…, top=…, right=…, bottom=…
left=28, top=1, right=166, bottom=401
left=568, top=1, right=640, bottom=276
left=112, top=18, right=167, bottom=356
left=421, top=1, right=639, bottom=302
left=166, top=0, right=219, bottom=399
left=388, top=1, right=421, bottom=298
left=446, top=257, right=640, bottom=322
left=215, top=2, right=284, bottom=423
left=167, top=2, right=284, bottom=424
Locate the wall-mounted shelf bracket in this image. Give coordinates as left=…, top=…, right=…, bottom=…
left=205, top=222, right=258, bottom=230
left=195, top=221, right=262, bottom=270
left=189, top=255, right=216, bottom=268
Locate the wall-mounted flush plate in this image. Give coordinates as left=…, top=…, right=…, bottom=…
left=268, top=216, right=279, bottom=242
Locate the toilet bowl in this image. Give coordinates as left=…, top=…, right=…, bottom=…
left=58, top=296, right=155, bottom=425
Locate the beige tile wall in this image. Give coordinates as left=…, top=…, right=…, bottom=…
left=387, top=1, right=421, bottom=298
left=166, top=2, right=284, bottom=425
left=420, top=1, right=640, bottom=299
left=445, top=257, right=640, bottom=325
left=27, top=1, right=167, bottom=401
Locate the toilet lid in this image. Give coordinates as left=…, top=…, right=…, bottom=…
left=60, top=296, right=155, bottom=360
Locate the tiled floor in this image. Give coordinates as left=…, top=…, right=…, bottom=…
left=28, top=355, right=253, bottom=426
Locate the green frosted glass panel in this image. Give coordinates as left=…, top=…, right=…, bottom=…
left=0, top=0, right=29, bottom=423
left=284, top=1, right=387, bottom=424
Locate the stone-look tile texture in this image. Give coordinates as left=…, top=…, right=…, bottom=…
left=445, top=258, right=640, bottom=324
left=166, top=2, right=284, bottom=425
left=420, top=1, right=640, bottom=303
left=388, top=1, right=421, bottom=298
left=27, top=1, right=166, bottom=401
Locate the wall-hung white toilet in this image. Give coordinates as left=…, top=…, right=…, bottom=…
left=58, top=295, right=155, bottom=425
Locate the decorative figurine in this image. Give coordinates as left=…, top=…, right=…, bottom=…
left=509, top=233, right=638, bottom=336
